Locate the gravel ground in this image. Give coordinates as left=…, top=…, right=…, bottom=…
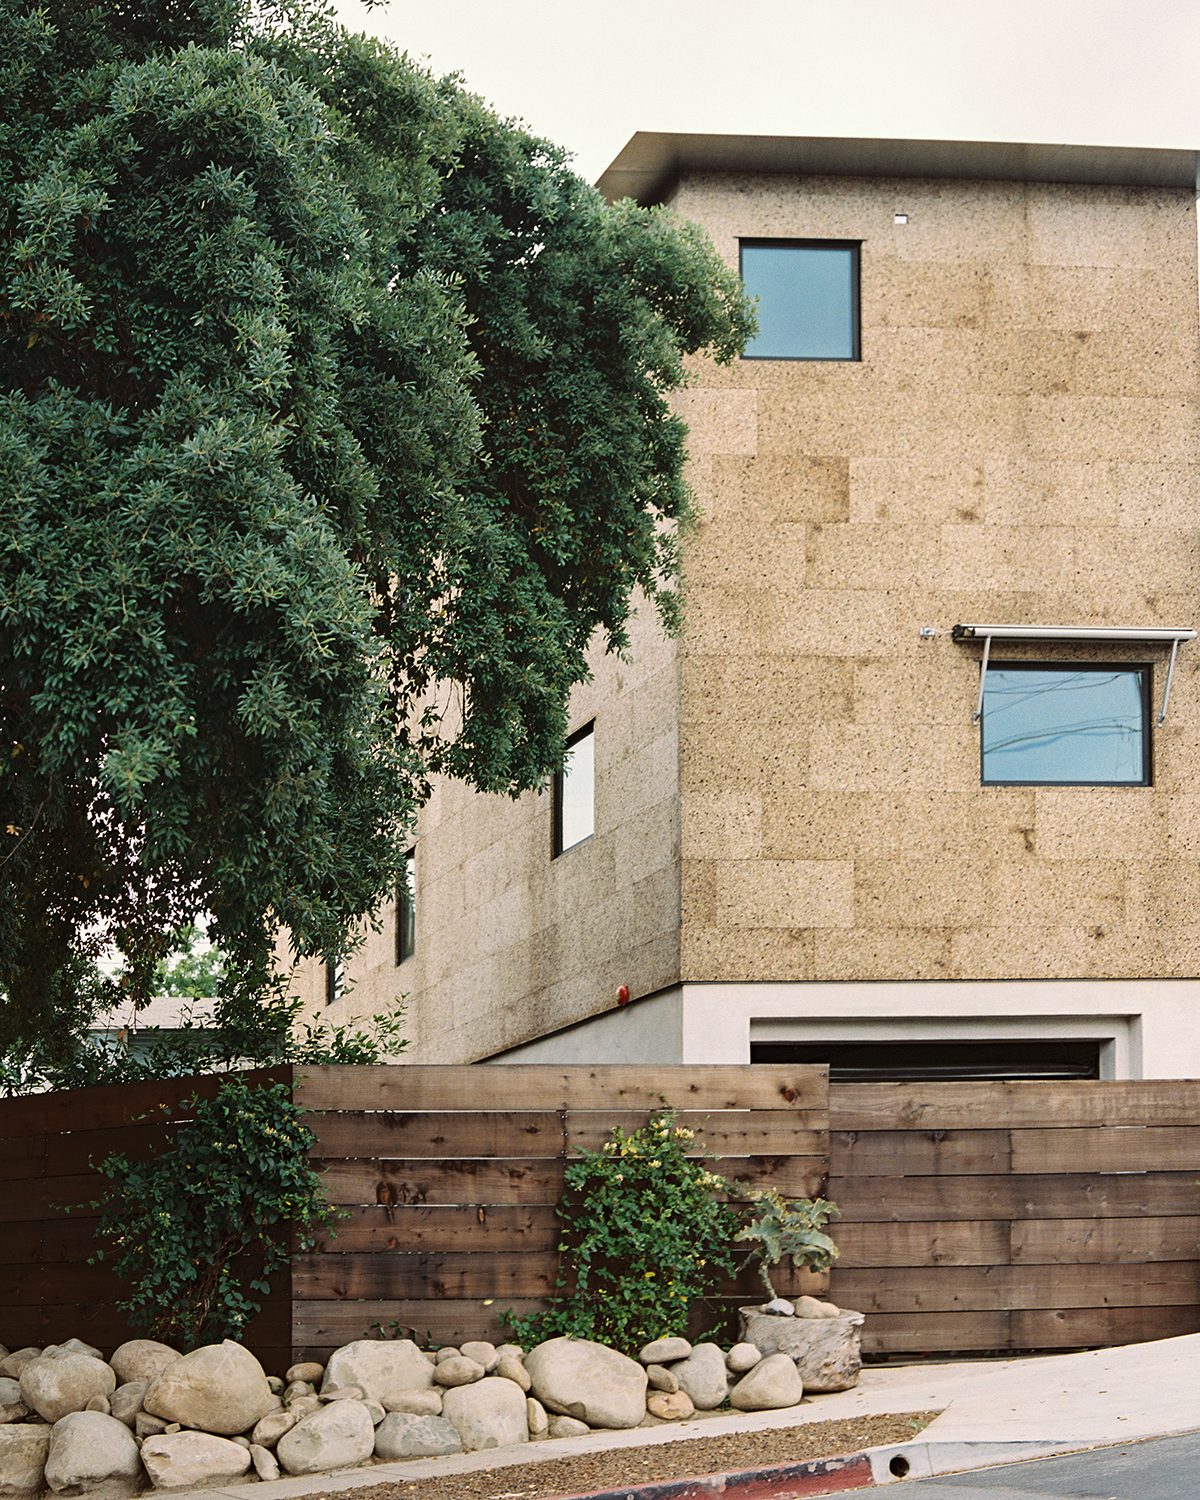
left=303, top=1411, right=939, bottom=1500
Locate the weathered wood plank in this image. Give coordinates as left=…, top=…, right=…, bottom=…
left=0, top=1175, right=99, bottom=1223
left=831, top=1262, right=1200, bottom=1314
left=1010, top=1216, right=1200, bottom=1264
left=834, top=1220, right=1012, bottom=1269
left=308, top=1110, right=826, bottom=1162
left=295, top=1065, right=828, bottom=1115
left=1009, top=1304, right=1200, bottom=1349
left=831, top=1080, right=1200, bottom=1131
left=307, top=1204, right=561, bottom=1255
left=320, top=1156, right=824, bottom=1209
left=1009, top=1126, right=1200, bottom=1175
left=831, top=1130, right=1010, bottom=1177
left=829, top=1172, right=1200, bottom=1222
left=0, top=1218, right=108, bottom=1266
left=858, top=1310, right=1011, bottom=1354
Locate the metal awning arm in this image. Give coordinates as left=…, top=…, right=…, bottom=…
left=973, top=633, right=991, bottom=724
left=1159, top=636, right=1181, bottom=725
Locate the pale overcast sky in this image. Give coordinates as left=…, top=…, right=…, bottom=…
left=331, top=0, right=1198, bottom=187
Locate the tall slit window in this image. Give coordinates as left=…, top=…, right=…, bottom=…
left=396, top=848, right=415, bottom=964
left=981, top=664, right=1151, bottom=785
left=553, top=723, right=594, bottom=856
left=740, top=240, right=860, bottom=361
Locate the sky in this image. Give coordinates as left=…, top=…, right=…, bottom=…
left=330, top=0, right=1200, bottom=188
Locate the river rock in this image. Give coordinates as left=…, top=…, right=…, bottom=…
left=250, top=1444, right=279, bottom=1481
left=0, top=1381, right=27, bottom=1425
left=668, top=1344, right=727, bottom=1410
left=135, top=1414, right=168, bottom=1439
left=726, top=1343, right=761, bottom=1374
left=547, top=1415, right=589, bottom=1439
left=441, top=1377, right=528, bottom=1452
left=276, top=1400, right=375, bottom=1475
left=459, top=1342, right=498, bottom=1372
left=382, top=1389, right=442, bottom=1416
left=144, top=1342, right=274, bottom=1436
left=373, top=1413, right=463, bottom=1460
left=42, top=1342, right=104, bottom=1363
left=0, top=1355, right=39, bottom=1383
left=44, top=1411, right=142, bottom=1493
left=526, top=1397, right=549, bottom=1438
left=109, top=1384, right=147, bottom=1430
left=525, top=1339, right=647, bottom=1430
left=738, top=1308, right=864, bottom=1392
left=20, top=1355, right=116, bottom=1423
left=0, top=1425, right=50, bottom=1495
left=140, top=1432, right=253, bottom=1490
left=320, top=1342, right=434, bottom=1405
left=494, top=1355, right=531, bottom=1391
left=250, top=1408, right=300, bottom=1448
left=729, top=1352, right=804, bottom=1411
left=637, top=1338, right=691, bottom=1365
left=433, top=1356, right=484, bottom=1388
left=109, top=1343, right=179, bottom=1387
left=646, top=1390, right=694, bottom=1420
left=795, top=1295, right=841, bottom=1319
left=285, top=1363, right=324, bottom=1386
left=644, top=1364, right=678, bottom=1393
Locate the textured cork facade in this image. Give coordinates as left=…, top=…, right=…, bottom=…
left=306, top=136, right=1200, bottom=1078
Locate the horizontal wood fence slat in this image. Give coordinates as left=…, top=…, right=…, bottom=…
left=829, top=1079, right=1200, bottom=1357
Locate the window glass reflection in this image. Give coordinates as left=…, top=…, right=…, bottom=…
left=982, top=667, right=1147, bottom=784
left=741, top=242, right=858, bottom=360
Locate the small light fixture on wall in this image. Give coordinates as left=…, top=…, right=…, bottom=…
left=894, top=213, right=908, bottom=224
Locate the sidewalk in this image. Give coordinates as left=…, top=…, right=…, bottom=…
left=178, top=1333, right=1200, bottom=1500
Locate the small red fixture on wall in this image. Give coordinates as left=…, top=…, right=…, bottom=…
left=616, top=985, right=630, bottom=1006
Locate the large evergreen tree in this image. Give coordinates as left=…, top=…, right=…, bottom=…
left=0, top=0, right=753, bottom=1052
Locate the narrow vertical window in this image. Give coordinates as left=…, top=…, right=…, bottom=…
left=553, top=723, right=594, bottom=856
left=324, top=956, right=344, bottom=1006
left=396, top=848, right=416, bottom=963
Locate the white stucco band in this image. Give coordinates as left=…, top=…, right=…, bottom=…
left=490, top=978, right=1200, bottom=1078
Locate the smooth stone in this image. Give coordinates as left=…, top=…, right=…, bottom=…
left=440, top=1378, right=529, bottom=1452
left=0, top=1354, right=40, bottom=1383
left=42, top=1342, right=104, bottom=1363
left=668, top=1343, right=728, bottom=1410
left=144, top=1342, right=274, bottom=1437
left=285, top=1363, right=325, bottom=1386
left=459, top=1341, right=498, bottom=1372
left=286, top=1395, right=322, bottom=1419
left=646, top=1390, right=695, bottom=1421
left=109, top=1383, right=147, bottom=1429
left=276, top=1400, right=375, bottom=1475
left=0, top=1425, right=51, bottom=1495
left=763, top=1298, right=795, bottom=1316
left=373, top=1413, right=463, bottom=1460
left=20, top=1355, right=116, bottom=1423
left=525, top=1397, right=549, bottom=1438
left=525, top=1338, right=647, bottom=1431
left=547, top=1415, right=589, bottom=1439
left=796, top=1295, right=841, bottom=1320
left=140, top=1432, right=253, bottom=1490
left=45, top=1410, right=143, bottom=1495
left=135, top=1414, right=168, bottom=1439
left=726, top=1343, right=762, bottom=1374
left=382, top=1389, right=442, bottom=1417
left=433, top=1348, right=460, bottom=1364
left=433, top=1356, right=485, bottom=1388
left=109, top=1342, right=180, bottom=1387
left=644, top=1364, right=678, bottom=1393
left=364, top=1401, right=384, bottom=1426
left=637, top=1338, right=691, bottom=1366
left=229, top=1436, right=252, bottom=1450
left=495, top=1344, right=524, bottom=1362
left=251, top=1409, right=301, bottom=1449
left=320, top=1386, right=365, bottom=1402
left=0, top=1381, right=27, bottom=1426
left=729, top=1352, right=804, bottom=1411
left=84, top=1396, right=110, bottom=1414
left=283, top=1381, right=314, bottom=1402
left=493, top=1355, right=531, bottom=1392
left=738, top=1308, right=864, bottom=1393
left=250, top=1444, right=279, bottom=1481
left=320, top=1342, right=435, bottom=1405
left=266, top=1376, right=285, bottom=1396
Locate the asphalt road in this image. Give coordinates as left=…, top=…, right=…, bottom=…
left=895, top=1429, right=1200, bottom=1498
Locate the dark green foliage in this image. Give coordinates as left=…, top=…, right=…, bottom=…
left=735, top=1189, right=841, bottom=1300
left=0, top=0, right=754, bottom=1055
left=90, top=1078, right=338, bottom=1347
left=504, top=1110, right=742, bottom=1355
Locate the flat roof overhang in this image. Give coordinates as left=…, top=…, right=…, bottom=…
left=596, top=133, right=1200, bottom=206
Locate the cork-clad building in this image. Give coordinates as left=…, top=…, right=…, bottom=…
left=302, top=134, right=1200, bottom=1080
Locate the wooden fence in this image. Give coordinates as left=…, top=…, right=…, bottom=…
left=828, top=1080, right=1200, bottom=1355
left=294, top=1064, right=830, bottom=1361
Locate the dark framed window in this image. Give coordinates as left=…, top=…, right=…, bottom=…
left=396, top=848, right=415, bottom=964
left=553, top=722, right=594, bottom=856
left=740, top=240, right=861, bottom=361
left=324, top=957, right=344, bottom=1006
left=980, top=663, right=1151, bottom=786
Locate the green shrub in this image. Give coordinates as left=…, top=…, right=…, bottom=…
left=734, top=1188, right=841, bottom=1300
left=503, top=1109, right=740, bottom=1355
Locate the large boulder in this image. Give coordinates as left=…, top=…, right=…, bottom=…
left=737, top=1308, right=863, bottom=1392
left=140, top=1432, right=253, bottom=1490
left=20, top=1354, right=116, bottom=1423
left=729, top=1352, right=804, bottom=1411
left=0, top=1426, right=50, bottom=1496
left=440, top=1378, right=528, bottom=1452
left=524, top=1339, right=647, bottom=1431
left=109, top=1342, right=180, bottom=1387
left=44, top=1411, right=142, bottom=1493
left=320, top=1342, right=434, bottom=1406
left=276, top=1400, right=375, bottom=1475
left=667, top=1343, right=728, bottom=1410
left=144, top=1341, right=275, bottom=1436
left=373, top=1412, right=463, bottom=1460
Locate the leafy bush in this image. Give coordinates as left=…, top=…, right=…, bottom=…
left=503, top=1109, right=740, bottom=1355
left=90, top=1079, right=339, bottom=1348
left=734, top=1188, right=841, bottom=1300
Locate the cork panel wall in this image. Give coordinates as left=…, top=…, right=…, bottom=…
left=308, top=599, right=683, bottom=1063
left=673, top=170, right=1200, bottom=984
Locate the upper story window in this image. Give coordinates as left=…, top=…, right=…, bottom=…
left=553, top=722, right=594, bottom=856
left=395, top=848, right=415, bottom=964
left=740, top=240, right=861, bottom=361
left=981, top=664, right=1151, bottom=785
left=325, top=956, right=344, bottom=1006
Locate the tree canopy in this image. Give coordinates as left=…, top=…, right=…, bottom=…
left=0, top=0, right=753, bottom=1054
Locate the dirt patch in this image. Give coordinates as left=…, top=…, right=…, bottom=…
left=305, top=1411, right=939, bottom=1500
